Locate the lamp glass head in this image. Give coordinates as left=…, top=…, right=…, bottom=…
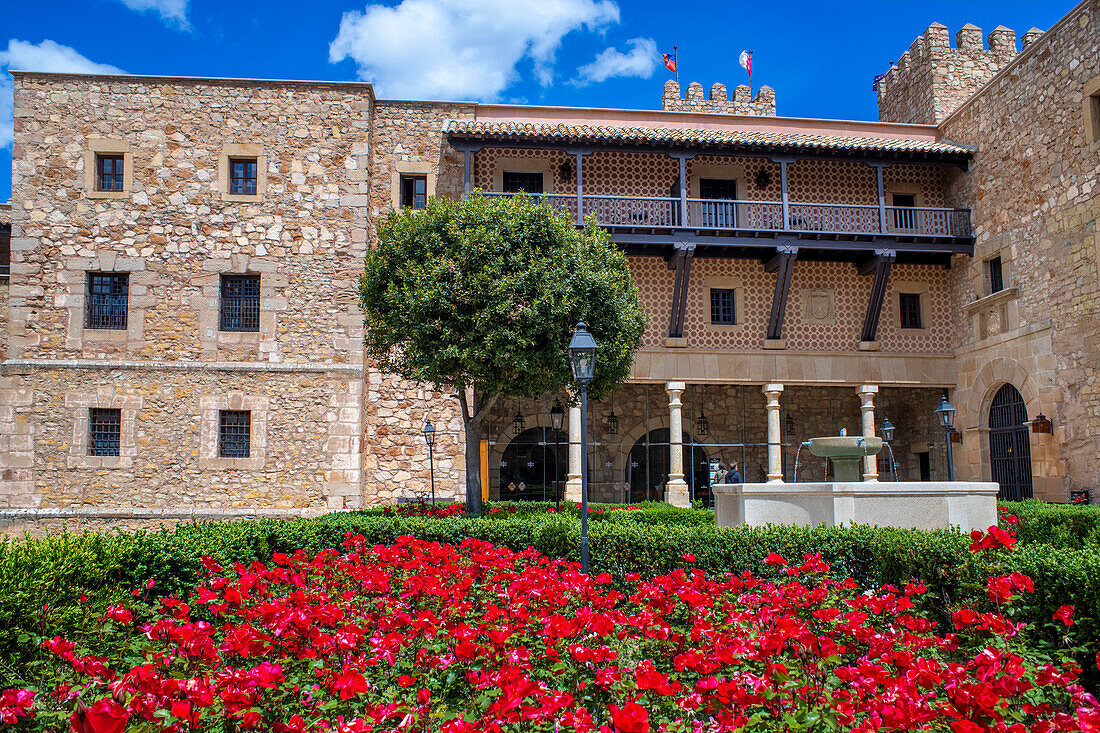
left=934, top=397, right=956, bottom=430
left=423, top=420, right=436, bottom=446
left=549, top=400, right=565, bottom=431
left=568, top=321, right=599, bottom=384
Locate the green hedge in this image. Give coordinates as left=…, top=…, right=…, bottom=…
left=1, top=512, right=1097, bottom=690
left=1001, top=499, right=1100, bottom=549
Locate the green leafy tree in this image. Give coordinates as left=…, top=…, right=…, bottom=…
left=360, top=193, right=647, bottom=515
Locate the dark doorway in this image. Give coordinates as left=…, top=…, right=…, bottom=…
left=988, top=384, right=1033, bottom=501
left=626, top=429, right=709, bottom=504
left=499, top=427, right=567, bottom=501
left=699, top=178, right=737, bottom=228
left=917, top=452, right=931, bottom=481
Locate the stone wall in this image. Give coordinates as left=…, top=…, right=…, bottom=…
left=939, top=0, right=1100, bottom=499
left=662, top=80, right=776, bottom=116
left=362, top=100, right=478, bottom=502
left=877, top=22, right=1023, bottom=124
left=3, top=73, right=373, bottom=510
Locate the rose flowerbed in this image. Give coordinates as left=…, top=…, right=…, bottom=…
left=2, top=526, right=1099, bottom=732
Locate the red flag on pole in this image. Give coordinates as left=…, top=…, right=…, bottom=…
left=739, top=50, right=753, bottom=94
left=663, top=52, right=677, bottom=74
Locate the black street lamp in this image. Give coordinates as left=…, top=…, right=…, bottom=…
left=933, top=395, right=957, bottom=481
left=550, top=399, right=565, bottom=511
left=423, top=420, right=437, bottom=505
left=880, top=417, right=896, bottom=481
left=568, top=320, right=598, bottom=575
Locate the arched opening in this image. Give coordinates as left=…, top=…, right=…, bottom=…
left=499, top=427, right=567, bottom=501
left=626, top=429, right=709, bottom=504
left=988, top=384, right=1033, bottom=500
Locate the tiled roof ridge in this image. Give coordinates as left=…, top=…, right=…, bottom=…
left=444, top=119, right=970, bottom=155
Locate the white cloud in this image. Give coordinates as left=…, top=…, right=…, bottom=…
left=116, top=0, right=190, bottom=29
left=573, top=37, right=656, bottom=86
left=0, top=39, right=125, bottom=148
left=329, top=0, right=620, bottom=100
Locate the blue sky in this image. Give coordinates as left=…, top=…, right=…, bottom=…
left=1, top=0, right=1075, bottom=202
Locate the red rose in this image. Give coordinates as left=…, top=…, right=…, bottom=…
left=681, top=553, right=695, bottom=562
left=951, top=721, right=985, bottom=733
left=1054, top=605, right=1075, bottom=626
left=610, top=702, right=649, bottom=733
left=71, top=699, right=129, bottom=733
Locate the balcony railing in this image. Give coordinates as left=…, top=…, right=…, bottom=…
left=480, top=192, right=972, bottom=239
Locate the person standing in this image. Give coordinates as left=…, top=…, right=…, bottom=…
left=725, top=461, right=743, bottom=484
left=712, top=462, right=727, bottom=485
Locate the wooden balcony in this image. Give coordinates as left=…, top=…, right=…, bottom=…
left=479, top=192, right=972, bottom=244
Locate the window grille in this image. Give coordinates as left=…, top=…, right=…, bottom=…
left=220, top=274, right=260, bottom=332
left=86, top=273, right=129, bottom=330
left=899, top=292, right=922, bottom=329
left=229, top=157, right=258, bottom=195
left=502, top=171, right=544, bottom=194
left=96, top=154, right=124, bottom=191
left=987, top=256, right=1004, bottom=294
left=89, top=408, right=121, bottom=457
left=218, top=410, right=251, bottom=458
left=399, top=175, right=427, bottom=209
left=710, top=289, right=736, bottom=324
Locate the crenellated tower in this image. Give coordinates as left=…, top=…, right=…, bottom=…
left=876, top=22, right=1037, bottom=124
left=662, top=79, right=776, bottom=116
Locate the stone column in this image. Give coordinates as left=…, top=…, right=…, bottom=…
left=764, top=384, right=785, bottom=483
left=858, top=384, right=879, bottom=482
left=565, top=404, right=582, bottom=502
left=665, top=381, right=690, bottom=507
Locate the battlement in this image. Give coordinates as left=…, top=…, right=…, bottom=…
left=876, top=22, right=1032, bottom=124
left=662, top=79, right=776, bottom=116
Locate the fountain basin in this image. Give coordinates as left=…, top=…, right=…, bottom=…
left=713, top=480, right=999, bottom=533
left=806, top=435, right=883, bottom=482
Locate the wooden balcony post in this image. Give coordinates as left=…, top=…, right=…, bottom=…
left=678, top=155, right=688, bottom=226
left=874, top=163, right=887, bottom=233
left=464, top=149, right=472, bottom=196
left=779, top=160, right=790, bottom=231
left=575, top=151, right=584, bottom=225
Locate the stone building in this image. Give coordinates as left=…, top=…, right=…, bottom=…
left=1, top=0, right=1097, bottom=529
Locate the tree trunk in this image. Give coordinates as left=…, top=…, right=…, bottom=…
left=463, top=411, right=484, bottom=517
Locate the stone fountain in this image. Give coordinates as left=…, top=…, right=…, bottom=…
left=712, top=428, right=997, bottom=533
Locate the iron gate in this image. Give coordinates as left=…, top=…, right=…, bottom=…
left=988, top=384, right=1033, bottom=501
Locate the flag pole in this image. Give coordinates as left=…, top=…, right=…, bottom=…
left=748, top=50, right=753, bottom=98
left=674, top=45, right=679, bottom=86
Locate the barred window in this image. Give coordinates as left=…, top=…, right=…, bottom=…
left=220, top=274, right=260, bottom=332
left=710, top=289, right=736, bottom=325
left=218, top=410, right=251, bottom=458
left=89, top=408, right=121, bottom=457
left=899, top=292, right=923, bottom=329
left=987, top=256, right=1004, bottom=295
left=86, top=272, right=129, bottom=330
left=96, top=154, right=124, bottom=191
left=229, top=157, right=258, bottom=195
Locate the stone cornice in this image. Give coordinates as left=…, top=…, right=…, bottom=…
left=961, top=286, right=1019, bottom=313
left=1, top=359, right=364, bottom=375
left=10, top=71, right=377, bottom=97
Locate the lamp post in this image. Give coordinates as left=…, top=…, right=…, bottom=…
left=568, top=320, right=599, bottom=575
left=933, top=395, right=957, bottom=481
left=550, top=399, right=565, bottom=512
left=423, top=420, right=436, bottom=505
left=880, top=417, right=896, bottom=481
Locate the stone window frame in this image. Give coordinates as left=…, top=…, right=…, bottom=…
left=390, top=162, right=437, bottom=210
left=64, top=391, right=144, bottom=469
left=891, top=280, right=931, bottom=334
left=700, top=276, right=745, bottom=333
left=199, top=393, right=269, bottom=470
left=198, top=258, right=286, bottom=357
left=61, top=255, right=151, bottom=351
left=1084, top=76, right=1100, bottom=145
left=83, top=140, right=133, bottom=200
left=218, top=143, right=268, bottom=203
left=491, top=157, right=555, bottom=194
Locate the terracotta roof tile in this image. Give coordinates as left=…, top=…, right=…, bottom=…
left=444, top=119, right=971, bottom=157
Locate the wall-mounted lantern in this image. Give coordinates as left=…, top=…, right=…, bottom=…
left=1030, top=413, right=1053, bottom=434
